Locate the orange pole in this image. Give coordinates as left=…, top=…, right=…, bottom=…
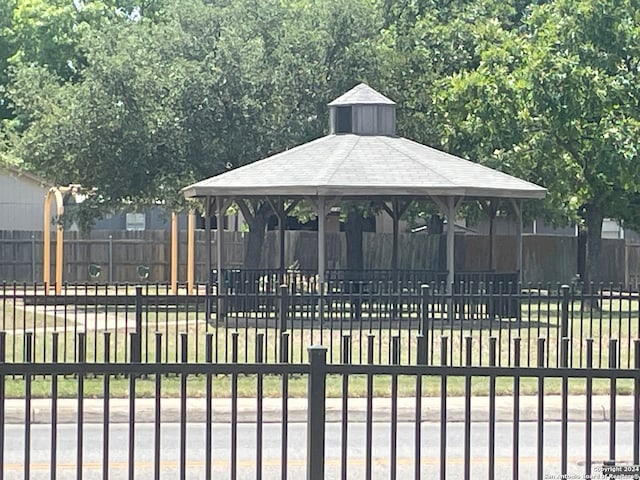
left=43, top=190, right=53, bottom=288
left=170, top=212, right=178, bottom=294
left=187, top=210, right=195, bottom=293
left=55, top=223, right=63, bottom=294
left=53, top=189, right=64, bottom=294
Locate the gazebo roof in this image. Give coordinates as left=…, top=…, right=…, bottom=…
left=183, top=83, right=546, bottom=201
left=327, top=82, right=396, bottom=106
left=183, top=134, right=546, bottom=199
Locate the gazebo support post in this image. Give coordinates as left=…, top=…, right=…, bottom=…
left=317, top=198, right=327, bottom=322
left=170, top=212, right=179, bottom=294
left=216, top=196, right=226, bottom=320
left=392, top=201, right=399, bottom=275
left=205, top=197, right=214, bottom=321
left=278, top=201, right=285, bottom=281
left=511, top=199, right=523, bottom=284
left=482, top=201, right=498, bottom=271
left=187, top=209, right=195, bottom=294
left=432, top=196, right=462, bottom=294
left=205, top=197, right=213, bottom=285
left=445, top=197, right=456, bottom=293
left=267, top=197, right=287, bottom=284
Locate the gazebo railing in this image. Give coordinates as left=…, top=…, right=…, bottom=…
left=212, top=268, right=518, bottom=295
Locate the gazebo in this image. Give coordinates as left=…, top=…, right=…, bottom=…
left=183, top=84, right=546, bottom=306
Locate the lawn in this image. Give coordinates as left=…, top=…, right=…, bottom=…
left=0, top=291, right=639, bottom=398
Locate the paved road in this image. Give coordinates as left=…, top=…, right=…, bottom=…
left=1, top=422, right=635, bottom=479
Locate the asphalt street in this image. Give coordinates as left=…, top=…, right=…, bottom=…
left=1, top=421, right=635, bottom=479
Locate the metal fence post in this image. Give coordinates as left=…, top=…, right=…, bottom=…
left=420, top=284, right=430, bottom=336
left=280, top=332, right=290, bottom=364
left=307, top=346, right=327, bottom=480
left=0, top=331, right=4, bottom=480
left=130, top=332, right=140, bottom=364
left=392, top=335, right=401, bottom=365
left=416, top=334, right=426, bottom=365
left=609, top=338, right=618, bottom=464
left=279, top=284, right=288, bottom=337
left=560, top=285, right=570, bottom=341
left=133, top=286, right=143, bottom=363
left=633, top=339, right=640, bottom=467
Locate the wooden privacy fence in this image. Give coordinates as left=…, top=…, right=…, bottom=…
left=0, top=230, right=244, bottom=284
left=0, top=229, right=636, bottom=284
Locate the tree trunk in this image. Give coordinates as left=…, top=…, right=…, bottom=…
left=243, top=202, right=271, bottom=269
left=344, top=209, right=364, bottom=272
left=344, top=209, right=364, bottom=319
left=582, top=203, right=604, bottom=311
left=584, top=204, right=604, bottom=286
left=239, top=201, right=273, bottom=311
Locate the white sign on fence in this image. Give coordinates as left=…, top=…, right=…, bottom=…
left=125, top=213, right=146, bottom=231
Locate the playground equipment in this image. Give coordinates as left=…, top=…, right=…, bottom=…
left=170, top=210, right=196, bottom=294
left=43, top=184, right=80, bottom=293
left=44, top=185, right=196, bottom=293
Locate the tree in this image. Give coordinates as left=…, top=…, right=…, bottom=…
left=8, top=0, right=275, bottom=215
left=5, top=0, right=386, bottom=268
left=420, top=0, right=640, bottom=284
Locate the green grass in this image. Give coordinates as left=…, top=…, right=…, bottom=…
left=1, top=374, right=635, bottom=399
left=1, top=294, right=639, bottom=400
left=2, top=299, right=639, bottom=367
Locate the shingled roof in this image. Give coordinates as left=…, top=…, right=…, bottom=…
left=327, top=83, right=396, bottom=106
left=183, top=84, right=546, bottom=201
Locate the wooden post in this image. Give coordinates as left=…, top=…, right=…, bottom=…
left=187, top=210, right=196, bottom=293
left=511, top=199, right=523, bottom=283
left=205, top=197, right=212, bottom=284
left=216, top=197, right=226, bottom=318
left=55, top=218, right=63, bottom=294
left=445, top=197, right=460, bottom=294
left=43, top=191, right=52, bottom=288
left=317, top=198, right=327, bottom=322
left=392, top=199, right=399, bottom=273
left=279, top=201, right=286, bottom=279
left=170, top=212, right=179, bottom=294
left=216, top=197, right=225, bottom=285
left=317, top=198, right=326, bottom=285
left=44, top=187, right=65, bottom=294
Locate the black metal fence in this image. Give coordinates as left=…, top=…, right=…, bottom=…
left=0, top=332, right=639, bottom=480
left=1, top=280, right=640, bottom=368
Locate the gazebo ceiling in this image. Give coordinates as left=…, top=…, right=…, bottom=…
left=182, top=134, right=546, bottom=200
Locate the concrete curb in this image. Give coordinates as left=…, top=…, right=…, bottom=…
left=2, top=395, right=635, bottom=424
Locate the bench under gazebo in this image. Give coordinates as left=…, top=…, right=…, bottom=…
left=182, top=84, right=546, bottom=321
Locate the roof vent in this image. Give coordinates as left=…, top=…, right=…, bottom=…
left=328, top=83, right=396, bottom=136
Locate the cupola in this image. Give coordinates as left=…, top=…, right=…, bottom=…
left=328, top=83, right=396, bottom=136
